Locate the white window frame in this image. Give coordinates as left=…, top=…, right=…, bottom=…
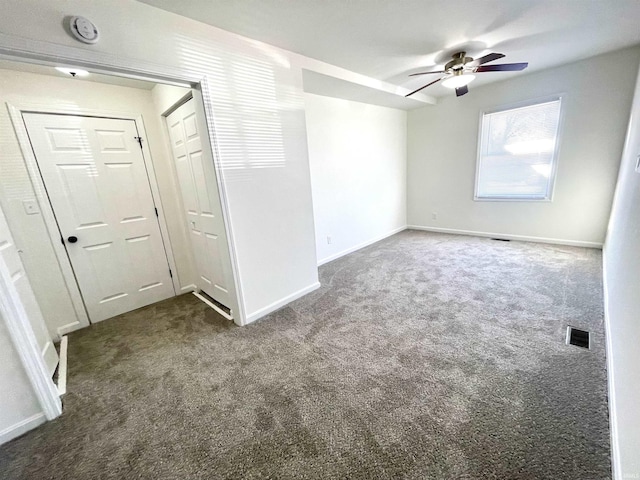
left=474, top=95, right=565, bottom=202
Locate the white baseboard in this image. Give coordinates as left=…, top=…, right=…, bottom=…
left=317, top=226, right=407, bottom=266
left=57, top=320, right=84, bottom=337
left=180, top=284, right=197, bottom=293
left=602, top=248, right=621, bottom=480
left=407, top=225, right=603, bottom=249
left=0, top=413, right=46, bottom=446
left=57, top=335, right=68, bottom=396
left=245, top=282, right=321, bottom=325
left=192, top=292, right=233, bottom=321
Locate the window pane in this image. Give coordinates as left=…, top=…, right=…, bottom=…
left=476, top=99, right=561, bottom=200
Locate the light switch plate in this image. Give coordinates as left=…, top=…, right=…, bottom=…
left=23, top=199, right=40, bottom=215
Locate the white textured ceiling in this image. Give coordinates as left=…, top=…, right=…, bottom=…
left=137, top=0, right=640, bottom=101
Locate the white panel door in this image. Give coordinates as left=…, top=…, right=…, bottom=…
left=165, top=99, right=232, bottom=308
left=0, top=207, right=58, bottom=375
left=23, top=113, right=175, bottom=323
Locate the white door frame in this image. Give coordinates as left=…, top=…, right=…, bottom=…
left=0, top=42, right=247, bottom=422
left=8, top=105, right=181, bottom=328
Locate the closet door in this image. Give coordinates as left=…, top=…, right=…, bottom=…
left=23, top=113, right=175, bottom=323
left=165, top=99, right=232, bottom=309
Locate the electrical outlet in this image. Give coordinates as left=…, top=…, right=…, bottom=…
left=327, top=236, right=332, bottom=245
left=431, top=212, right=438, bottom=220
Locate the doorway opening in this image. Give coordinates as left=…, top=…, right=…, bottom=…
left=0, top=49, right=245, bottom=436
left=0, top=57, right=243, bottom=420
left=1, top=58, right=239, bottom=329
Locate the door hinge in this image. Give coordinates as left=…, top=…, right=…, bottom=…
left=134, top=136, right=143, bottom=148
left=169, top=269, right=173, bottom=278
left=154, top=207, right=158, bottom=217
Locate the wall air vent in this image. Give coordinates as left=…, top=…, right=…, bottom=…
left=566, top=326, right=590, bottom=349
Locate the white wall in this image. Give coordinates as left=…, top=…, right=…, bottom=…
left=151, top=84, right=191, bottom=115
left=304, top=93, right=407, bottom=264
left=603, top=62, right=640, bottom=480
left=0, top=0, right=320, bottom=324
left=0, top=68, right=196, bottom=336
left=407, top=46, right=640, bottom=247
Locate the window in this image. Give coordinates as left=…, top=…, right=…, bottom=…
left=475, top=97, right=562, bottom=200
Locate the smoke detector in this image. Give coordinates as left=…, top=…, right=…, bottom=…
left=68, top=16, right=99, bottom=44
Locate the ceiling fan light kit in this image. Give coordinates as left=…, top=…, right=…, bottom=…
left=406, top=51, right=528, bottom=98
left=442, top=73, right=475, bottom=89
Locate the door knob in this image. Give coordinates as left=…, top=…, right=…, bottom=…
left=67, top=236, right=78, bottom=243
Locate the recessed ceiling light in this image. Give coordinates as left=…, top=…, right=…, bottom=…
left=55, top=67, right=90, bottom=77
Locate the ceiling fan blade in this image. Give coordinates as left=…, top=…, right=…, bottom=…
left=409, top=70, right=446, bottom=77
left=455, top=85, right=469, bottom=97
left=405, top=77, right=443, bottom=97
left=476, top=62, right=528, bottom=72
left=468, top=52, right=505, bottom=67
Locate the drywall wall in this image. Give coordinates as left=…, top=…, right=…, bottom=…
left=0, top=67, right=196, bottom=336
left=603, top=62, right=640, bottom=480
left=407, top=46, right=640, bottom=246
left=151, top=84, right=192, bottom=116
left=0, top=0, right=320, bottom=323
left=304, top=93, right=407, bottom=264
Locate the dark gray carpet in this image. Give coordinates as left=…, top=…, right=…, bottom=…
left=0, top=231, right=611, bottom=479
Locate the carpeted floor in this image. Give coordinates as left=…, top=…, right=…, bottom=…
left=0, top=231, right=611, bottom=479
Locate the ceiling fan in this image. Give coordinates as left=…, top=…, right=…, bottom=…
left=406, top=52, right=528, bottom=98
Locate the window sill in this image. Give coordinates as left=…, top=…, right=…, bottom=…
left=474, top=196, right=552, bottom=202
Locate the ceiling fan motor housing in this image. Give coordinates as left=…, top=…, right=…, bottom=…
left=445, top=52, right=473, bottom=74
